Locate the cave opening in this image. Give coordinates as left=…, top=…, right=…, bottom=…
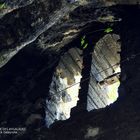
left=46, top=31, right=121, bottom=127
left=89, top=34, right=121, bottom=108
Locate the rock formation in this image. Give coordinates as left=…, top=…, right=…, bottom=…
left=0, top=0, right=140, bottom=140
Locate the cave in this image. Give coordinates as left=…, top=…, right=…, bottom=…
left=0, top=0, right=140, bottom=140
left=46, top=33, right=120, bottom=127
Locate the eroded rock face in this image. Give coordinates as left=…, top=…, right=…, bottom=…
left=0, top=0, right=124, bottom=68
left=0, top=0, right=63, bottom=67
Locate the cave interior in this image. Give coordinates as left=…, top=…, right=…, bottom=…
left=0, top=1, right=140, bottom=140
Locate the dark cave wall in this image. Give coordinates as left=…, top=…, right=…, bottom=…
left=0, top=0, right=66, bottom=68
left=0, top=45, right=61, bottom=140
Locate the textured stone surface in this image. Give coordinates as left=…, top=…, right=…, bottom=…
left=0, top=1, right=140, bottom=140
left=46, top=48, right=82, bottom=126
